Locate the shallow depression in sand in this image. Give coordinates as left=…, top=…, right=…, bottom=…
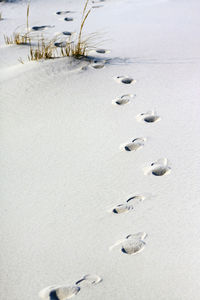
left=144, top=115, right=160, bottom=123
left=91, top=62, right=105, bottom=69
left=115, top=76, right=136, bottom=85
left=121, top=239, right=146, bottom=255
left=124, top=138, right=145, bottom=152
left=112, top=204, right=133, bottom=214
left=114, top=94, right=134, bottom=106
left=145, top=158, right=171, bottom=176
left=112, top=195, right=145, bottom=215
left=122, top=78, right=134, bottom=84
left=121, top=232, right=147, bottom=255
left=138, top=112, right=161, bottom=123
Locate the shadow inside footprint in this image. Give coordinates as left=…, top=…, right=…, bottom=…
left=92, top=0, right=105, bottom=2
left=138, top=112, right=160, bottom=123
left=96, top=49, right=106, bottom=54
left=92, top=5, right=103, bottom=8
left=151, top=165, right=170, bottom=176
left=144, top=115, right=160, bottom=123
left=116, top=99, right=129, bottom=105
left=54, top=42, right=67, bottom=48
left=49, top=291, right=60, bottom=300
left=62, top=31, right=72, bottom=36
left=95, top=48, right=110, bottom=54
left=121, top=78, right=134, bottom=84
left=115, top=76, right=136, bottom=85
left=32, top=25, right=53, bottom=31
left=56, top=11, right=72, bottom=15
left=64, top=17, right=73, bottom=21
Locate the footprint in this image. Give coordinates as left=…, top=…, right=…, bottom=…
left=62, top=31, right=73, bottom=36
left=121, top=239, right=145, bottom=255
left=90, top=59, right=107, bottom=69
left=112, top=203, right=133, bottom=214
left=114, top=94, right=134, bottom=106
left=112, top=195, right=145, bottom=214
left=152, top=166, right=169, bottom=176
left=92, top=5, right=103, bottom=8
left=122, top=233, right=147, bottom=255
left=56, top=11, right=74, bottom=15
left=137, top=111, right=160, bottom=123
left=123, top=138, right=145, bottom=152
left=91, top=62, right=105, bottom=69
left=115, top=76, right=136, bottom=85
left=151, top=162, right=171, bottom=176
left=76, top=274, right=102, bottom=287
left=54, top=41, right=67, bottom=48
left=64, top=17, right=74, bottom=22
left=95, top=48, right=110, bottom=54
left=39, top=285, right=80, bottom=300
left=110, top=232, right=147, bottom=255
left=145, top=158, right=171, bottom=176
left=32, top=25, right=54, bottom=31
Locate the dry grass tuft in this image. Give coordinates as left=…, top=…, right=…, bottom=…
left=29, top=0, right=92, bottom=61
left=4, top=4, right=30, bottom=45
left=4, top=33, right=30, bottom=45
left=28, top=38, right=57, bottom=61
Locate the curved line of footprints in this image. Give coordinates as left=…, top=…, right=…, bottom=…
left=110, top=74, right=171, bottom=257
left=39, top=1, right=171, bottom=299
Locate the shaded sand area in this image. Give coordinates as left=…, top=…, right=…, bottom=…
left=1, top=0, right=200, bottom=299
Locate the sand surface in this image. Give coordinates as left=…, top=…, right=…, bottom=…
left=1, top=0, right=200, bottom=299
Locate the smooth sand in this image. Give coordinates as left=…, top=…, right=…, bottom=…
left=1, top=0, right=200, bottom=299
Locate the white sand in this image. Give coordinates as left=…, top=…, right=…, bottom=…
left=1, top=0, right=200, bottom=299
